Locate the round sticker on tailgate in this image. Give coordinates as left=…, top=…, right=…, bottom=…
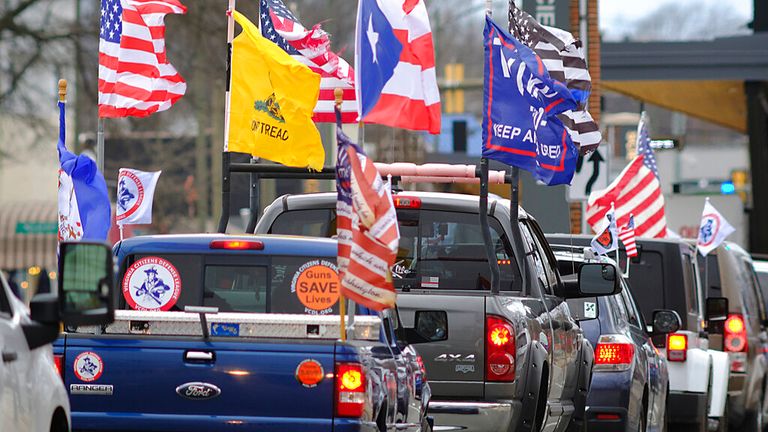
left=122, top=257, right=181, bottom=311
left=74, top=351, right=103, bottom=382
left=291, top=260, right=339, bottom=315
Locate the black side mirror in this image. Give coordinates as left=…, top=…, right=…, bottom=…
left=58, top=242, right=115, bottom=327
left=706, top=297, right=729, bottom=322
left=400, top=310, right=448, bottom=344
left=556, top=263, right=622, bottom=299
left=566, top=298, right=599, bottom=321
left=21, top=293, right=61, bottom=350
left=651, top=310, right=681, bottom=335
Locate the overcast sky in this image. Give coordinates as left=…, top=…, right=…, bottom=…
left=600, top=0, right=753, bottom=35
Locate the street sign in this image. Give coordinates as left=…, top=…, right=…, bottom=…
left=15, top=222, right=57, bottom=235
left=567, top=149, right=607, bottom=201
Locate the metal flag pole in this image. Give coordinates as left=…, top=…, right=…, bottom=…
left=96, top=118, right=105, bottom=173
left=218, top=0, right=237, bottom=233
left=333, top=87, right=348, bottom=342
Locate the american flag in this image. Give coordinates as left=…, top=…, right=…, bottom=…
left=261, top=0, right=357, bottom=123
left=336, top=114, right=399, bottom=311
left=509, top=1, right=601, bottom=154
left=619, top=214, right=638, bottom=257
left=98, top=0, right=187, bottom=118
left=587, top=113, right=668, bottom=238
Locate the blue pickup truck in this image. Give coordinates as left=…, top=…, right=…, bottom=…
left=54, top=234, right=432, bottom=432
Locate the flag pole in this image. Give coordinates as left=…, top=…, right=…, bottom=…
left=96, top=118, right=105, bottom=173
left=218, top=0, right=237, bottom=233
left=335, top=87, right=347, bottom=342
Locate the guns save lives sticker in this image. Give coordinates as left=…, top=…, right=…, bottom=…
left=122, top=257, right=181, bottom=311
left=291, top=260, right=339, bottom=315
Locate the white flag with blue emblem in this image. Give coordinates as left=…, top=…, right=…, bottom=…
left=591, top=207, right=619, bottom=256
left=697, top=198, right=735, bottom=256
left=116, top=168, right=161, bottom=226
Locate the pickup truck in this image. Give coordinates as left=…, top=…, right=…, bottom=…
left=256, top=190, right=622, bottom=432
left=55, top=234, right=432, bottom=432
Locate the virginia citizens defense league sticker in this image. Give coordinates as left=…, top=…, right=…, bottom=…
left=116, top=169, right=145, bottom=221
left=291, top=260, right=339, bottom=315
left=122, top=257, right=181, bottom=311
left=74, top=351, right=104, bottom=382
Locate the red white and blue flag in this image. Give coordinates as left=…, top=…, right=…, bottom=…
left=587, top=113, right=668, bottom=238
left=261, top=0, right=357, bottom=123
left=336, top=114, right=400, bottom=310
left=116, top=168, right=161, bottom=226
left=98, top=0, right=187, bottom=118
left=619, top=214, right=638, bottom=258
left=356, top=0, right=441, bottom=134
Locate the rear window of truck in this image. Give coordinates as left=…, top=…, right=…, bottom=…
left=119, top=254, right=343, bottom=316
left=269, top=208, right=522, bottom=291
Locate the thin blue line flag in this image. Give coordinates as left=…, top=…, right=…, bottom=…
left=482, top=16, right=579, bottom=186
left=355, top=0, right=403, bottom=119
left=57, top=101, right=111, bottom=241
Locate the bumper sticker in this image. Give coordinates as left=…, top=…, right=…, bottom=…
left=74, top=351, right=104, bottom=382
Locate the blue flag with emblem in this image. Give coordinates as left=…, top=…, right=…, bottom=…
left=57, top=101, right=111, bottom=241
left=355, top=0, right=403, bottom=119
left=481, top=16, right=578, bottom=186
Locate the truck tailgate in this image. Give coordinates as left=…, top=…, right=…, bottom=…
left=64, top=336, right=338, bottom=431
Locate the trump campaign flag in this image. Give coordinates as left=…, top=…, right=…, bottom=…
left=697, top=198, right=736, bottom=256
left=482, top=16, right=579, bottom=186
left=227, top=10, right=324, bottom=171
left=260, top=0, right=357, bottom=123
left=336, top=113, right=400, bottom=311
left=58, top=101, right=111, bottom=241
left=356, top=0, right=441, bottom=134
left=98, top=0, right=187, bottom=118
left=116, top=168, right=161, bottom=225
left=591, top=207, right=619, bottom=256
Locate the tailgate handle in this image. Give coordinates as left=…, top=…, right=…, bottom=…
left=2, top=351, right=17, bottom=363
left=185, top=351, right=215, bottom=362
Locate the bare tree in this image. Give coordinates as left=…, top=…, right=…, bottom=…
left=623, top=3, right=750, bottom=42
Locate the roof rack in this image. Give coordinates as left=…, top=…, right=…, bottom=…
left=217, top=153, right=524, bottom=294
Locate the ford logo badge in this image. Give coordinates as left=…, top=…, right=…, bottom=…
left=175, top=382, right=221, bottom=400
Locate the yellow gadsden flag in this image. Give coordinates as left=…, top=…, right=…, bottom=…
left=227, top=10, right=324, bottom=171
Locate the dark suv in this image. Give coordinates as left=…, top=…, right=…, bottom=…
left=257, top=191, right=621, bottom=432
left=547, top=234, right=731, bottom=432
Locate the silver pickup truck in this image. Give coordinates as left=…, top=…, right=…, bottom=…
left=255, top=191, right=621, bottom=432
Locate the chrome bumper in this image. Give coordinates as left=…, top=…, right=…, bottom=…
left=429, top=400, right=521, bottom=432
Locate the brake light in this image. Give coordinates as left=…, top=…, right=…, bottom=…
left=667, top=333, right=688, bottom=362
left=209, top=240, right=264, bottom=250
left=393, top=196, right=421, bottom=209
left=53, top=354, right=64, bottom=379
left=485, top=315, right=516, bottom=382
left=335, top=363, right=366, bottom=417
left=724, top=314, right=748, bottom=353
left=594, top=335, right=635, bottom=371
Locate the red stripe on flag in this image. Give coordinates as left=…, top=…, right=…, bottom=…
left=392, top=30, right=436, bottom=69
left=365, top=94, right=441, bottom=134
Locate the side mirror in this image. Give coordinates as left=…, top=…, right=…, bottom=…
left=556, top=263, right=622, bottom=299
left=566, top=298, right=599, bottom=321
left=651, top=310, right=681, bottom=335
left=400, top=310, right=448, bottom=344
left=706, top=297, right=729, bottom=322
left=21, top=293, right=61, bottom=350
left=58, top=242, right=115, bottom=327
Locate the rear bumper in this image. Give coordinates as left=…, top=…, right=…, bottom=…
left=72, top=413, right=375, bottom=432
left=585, top=407, right=628, bottom=432
left=429, top=400, right=521, bottom=432
left=668, top=391, right=708, bottom=424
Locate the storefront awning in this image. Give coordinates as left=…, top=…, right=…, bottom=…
left=0, top=201, right=58, bottom=270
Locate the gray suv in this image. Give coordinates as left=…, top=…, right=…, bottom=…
left=256, top=191, right=621, bottom=432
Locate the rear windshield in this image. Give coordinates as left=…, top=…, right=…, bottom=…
left=118, top=254, right=342, bottom=316
left=270, top=208, right=522, bottom=291
left=698, top=254, right=722, bottom=297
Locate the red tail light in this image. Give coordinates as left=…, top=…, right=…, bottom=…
left=667, top=333, right=688, bottom=362
left=485, top=315, right=516, bottom=382
left=594, top=335, right=635, bottom=370
left=393, top=196, right=421, bottom=209
left=209, top=240, right=264, bottom=250
left=724, top=314, right=748, bottom=353
left=53, top=354, right=64, bottom=379
left=335, top=363, right=366, bottom=417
